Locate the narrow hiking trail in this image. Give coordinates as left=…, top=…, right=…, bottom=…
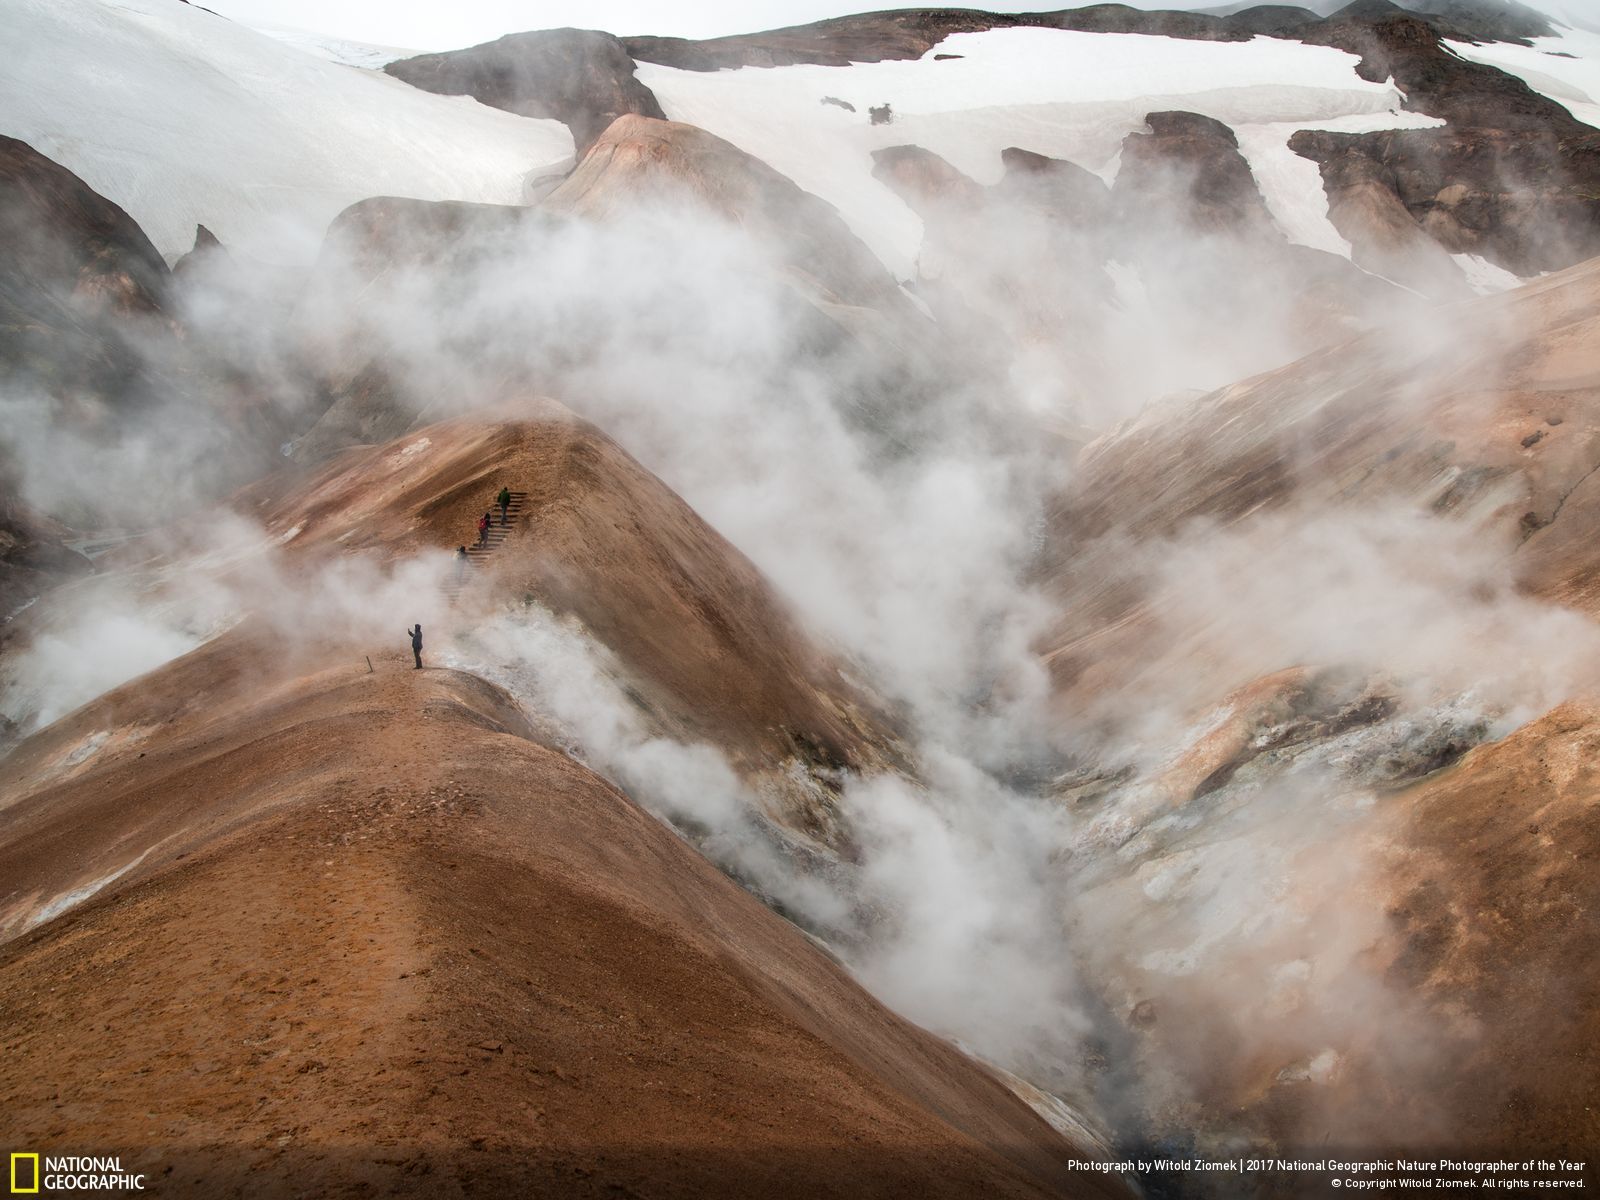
left=444, top=490, right=526, bottom=602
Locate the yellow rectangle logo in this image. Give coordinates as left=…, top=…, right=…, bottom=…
left=9, top=1153, right=40, bottom=1194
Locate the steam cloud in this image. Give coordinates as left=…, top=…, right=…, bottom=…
left=3, top=118, right=1595, bottom=1162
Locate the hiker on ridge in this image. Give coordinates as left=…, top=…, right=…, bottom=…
left=496, top=486, right=512, bottom=526
left=407, top=624, right=423, bottom=670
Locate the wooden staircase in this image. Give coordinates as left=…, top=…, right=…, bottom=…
left=443, top=490, right=526, bottom=602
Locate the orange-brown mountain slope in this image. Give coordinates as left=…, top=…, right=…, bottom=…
left=240, top=400, right=897, bottom=840
left=1045, top=251, right=1600, bottom=709
left=0, top=635, right=1125, bottom=1198
left=1038, top=253, right=1600, bottom=1158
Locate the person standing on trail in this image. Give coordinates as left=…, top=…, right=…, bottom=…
left=477, top=511, right=491, bottom=548
left=408, top=624, right=423, bottom=669
left=496, top=486, right=512, bottom=526
left=454, top=545, right=469, bottom=583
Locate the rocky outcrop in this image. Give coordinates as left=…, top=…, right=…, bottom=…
left=0, top=134, right=171, bottom=407
left=1042, top=252, right=1600, bottom=705
left=870, top=144, right=987, bottom=214
left=624, top=10, right=1016, bottom=70
left=318, top=195, right=545, bottom=279
left=867, top=143, right=1125, bottom=423
left=1034, top=251, right=1600, bottom=1160
left=385, top=29, right=664, bottom=156
left=1114, top=110, right=1278, bottom=239
left=1396, top=0, right=1557, bottom=43
left=0, top=137, right=177, bottom=613
left=1293, top=9, right=1600, bottom=276
left=170, top=224, right=226, bottom=279
left=1289, top=133, right=1474, bottom=297
left=866, top=124, right=1408, bottom=427
left=1309, top=9, right=1578, bottom=131
left=621, top=7, right=1316, bottom=73
left=621, top=1, right=1553, bottom=73
left=545, top=115, right=910, bottom=315
left=1293, top=121, right=1600, bottom=277
left=286, top=121, right=947, bottom=468
left=0, top=139, right=350, bottom=609
left=0, top=135, right=168, bottom=319
left=0, top=490, right=91, bottom=627
left=621, top=2, right=1590, bottom=274
left=995, top=147, right=1113, bottom=227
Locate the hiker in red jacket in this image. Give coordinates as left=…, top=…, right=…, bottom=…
left=476, top=511, right=491, bottom=548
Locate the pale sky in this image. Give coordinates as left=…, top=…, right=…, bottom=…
left=197, top=0, right=1590, bottom=52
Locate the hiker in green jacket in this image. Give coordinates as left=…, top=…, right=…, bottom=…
left=496, top=486, right=512, bottom=526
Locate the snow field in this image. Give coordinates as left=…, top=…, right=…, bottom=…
left=0, top=0, right=573, bottom=263
left=638, top=28, right=1428, bottom=279
left=1447, top=29, right=1600, bottom=132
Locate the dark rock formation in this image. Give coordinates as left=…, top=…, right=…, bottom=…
left=996, top=147, right=1113, bottom=227
left=385, top=29, right=665, bottom=156
left=171, top=224, right=227, bottom=279
left=1324, top=0, right=1554, bottom=45
left=0, top=135, right=169, bottom=320
left=864, top=127, right=1404, bottom=428
left=1306, top=10, right=1581, bottom=131
left=1289, top=134, right=1472, bottom=296
left=613, top=2, right=1589, bottom=272
left=871, top=145, right=987, bottom=213
left=0, top=134, right=173, bottom=409
left=868, top=144, right=1117, bottom=411
left=0, top=488, right=92, bottom=626
left=319, top=195, right=546, bottom=278
left=1114, top=110, right=1278, bottom=238
left=620, top=1, right=1550, bottom=73
left=0, top=137, right=313, bottom=564
left=621, top=5, right=1347, bottom=70
left=1043, top=3, right=1288, bottom=40
left=1293, top=10, right=1600, bottom=276
left=623, top=10, right=1015, bottom=71
left=0, top=141, right=124, bottom=609
left=1107, top=112, right=1410, bottom=374
left=544, top=115, right=909, bottom=314
left=375, top=3, right=1588, bottom=273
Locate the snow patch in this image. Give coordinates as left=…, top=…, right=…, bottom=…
left=1447, top=31, right=1600, bottom=131
left=1233, top=110, right=1444, bottom=257
left=1452, top=253, right=1525, bottom=295
left=0, top=0, right=572, bottom=262
left=250, top=23, right=417, bottom=69
left=639, top=28, right=1412, bottom=278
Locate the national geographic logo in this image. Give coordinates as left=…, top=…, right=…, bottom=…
left=9, top=1154, right=146, bottom=1192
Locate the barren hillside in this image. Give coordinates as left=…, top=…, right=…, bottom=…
left=0, top=637, right=1122, bottom=1197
